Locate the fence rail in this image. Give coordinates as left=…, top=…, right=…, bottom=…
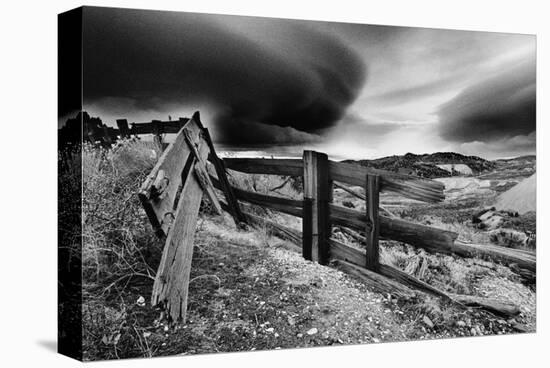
left=222, top=157, right=445, bottom=203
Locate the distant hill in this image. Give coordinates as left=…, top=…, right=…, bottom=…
left=494, top=173, right=536, bottom=214
left=343, top=152, right=496, bottom=178
left=483, top=155, right=536, bottom=180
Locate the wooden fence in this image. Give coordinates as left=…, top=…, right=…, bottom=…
left=138, top=111, right=535, bottom=322
left=84, top=117, right=190, bottom=145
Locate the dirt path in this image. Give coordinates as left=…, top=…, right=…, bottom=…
left=142, top=215, right=530, bottom=357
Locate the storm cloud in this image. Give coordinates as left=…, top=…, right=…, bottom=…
left=82, top=7, right=366, bottom=143
left=438, top=53, right=535, bottom=143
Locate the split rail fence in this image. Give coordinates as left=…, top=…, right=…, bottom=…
left=138, top=111, right=535, bottom=323
left=85, top=117, right=189, bottom=145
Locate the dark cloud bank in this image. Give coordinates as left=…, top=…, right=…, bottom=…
left=438, top=54, right=536, bottom=144
left=82, top=7, right=366, bottom=144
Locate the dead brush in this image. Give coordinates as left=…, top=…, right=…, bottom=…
left=81, top=139, right=168, bottom=360
left=83, top=291, right=161, bottom=360
left=82, top=139, right=162, bottom=293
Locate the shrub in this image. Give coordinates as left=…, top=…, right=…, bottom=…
left=82, top=139, right=162, bottom=290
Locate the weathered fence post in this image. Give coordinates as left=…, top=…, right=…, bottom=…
left=116, top=119, right=130, bottom=138
left=302, top=197, right=313, bottom=260
left=365, top=174, right=380, bottom=271
left=152, top=119, right=163, bottom=145
left=303, top=150, right=331, bottom=265
left=102, top=125, right=113, bottom=145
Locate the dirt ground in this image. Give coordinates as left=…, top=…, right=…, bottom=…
left=84, top=212, right=534, bottom=360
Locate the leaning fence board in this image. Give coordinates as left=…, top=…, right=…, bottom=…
left=183, top=128, right=222, bottom=215
left=138, top=119, right=201, bottom=237
left=150, top=130, right=210, bottom=322
left=203, top=128, right=247, bottom=225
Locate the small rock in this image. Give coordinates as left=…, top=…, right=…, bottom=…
left=297, top=333, right=303, bottom=338
left=372, top=338, right=380, bottom=343
left=307, top=328, right=318, bottom=335
left=310, top=276, right=325, bottom=287
left=287, top=316, right=296, bottom=326
left=456, top=321, right=466, bottom=327
left=423, top=316, right=434, bottom=329
left=136, top=296, right=146, bottom=307
left=471, top=328, right=477, bottom=336
left=266, top=328, right=274, bottom=333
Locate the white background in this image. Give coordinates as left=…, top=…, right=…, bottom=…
left=0, top=0, right=547, bottom=367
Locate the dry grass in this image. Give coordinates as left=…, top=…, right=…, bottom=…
left=223, top=169, right=304, bottom=231
left=82, top=139, right=167, bottom=360
left=82, top=139, right=162, bottom=284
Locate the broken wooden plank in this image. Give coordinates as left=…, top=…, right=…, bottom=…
left=138, top=119, right=200, bottom=237
left=193, top=162, right=222, bottom=215
left=150, top=131, right=210, bottom=322
left=333, top=259, right=417, bottom=300
left=183, top=128, right=221, bottom=215
left=203, top=127, right=247, bottom=225
left=450, top=293, right=520, bottom=317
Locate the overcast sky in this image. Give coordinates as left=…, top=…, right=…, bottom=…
left=78, top=7, right=536, bottom=160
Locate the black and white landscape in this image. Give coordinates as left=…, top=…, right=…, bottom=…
left=59, top=6, right=536, bottom=361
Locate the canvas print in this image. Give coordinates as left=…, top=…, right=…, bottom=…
left=58, top=6, right=536, bottom=361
